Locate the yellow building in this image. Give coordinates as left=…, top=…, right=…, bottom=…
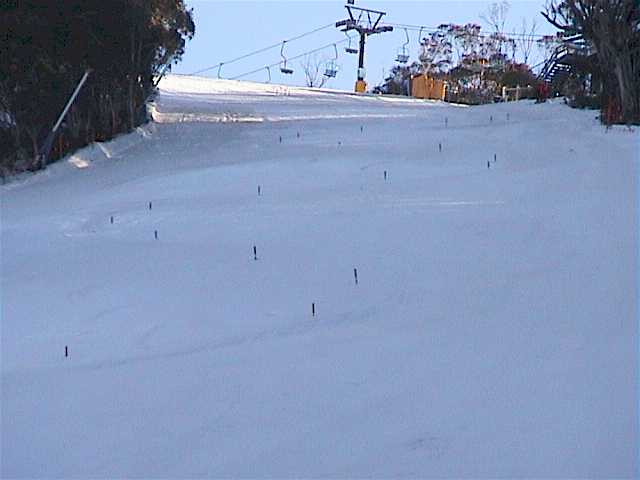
left=411, top=74, right=447, bottom=101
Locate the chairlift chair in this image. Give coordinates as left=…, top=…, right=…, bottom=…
left=265, top=65, right=271, bottom=83
left=280, top=41, right=294, bottom=74
left=417, top=27, right=426, bottom=60
left=396, top=50, right=409, bottom=63
left=324, top=64, right=338, bottom=78
left=395, top=28, right=410, bottom=63
left=344, top=31, right=358, bottom=55
left=324, top=44, right=339, bottom=78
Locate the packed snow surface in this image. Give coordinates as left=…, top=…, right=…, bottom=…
left=2, top=74, right=638, bottom=477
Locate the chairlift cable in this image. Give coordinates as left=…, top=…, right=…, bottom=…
left=191, top=22, right=335, bottom=75
left=231, top=38, right=349, bottom=80
left=383, top=22, right=550, bottom=40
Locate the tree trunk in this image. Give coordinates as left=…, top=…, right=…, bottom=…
left=111, top=98, right=117, bottom=137
left=26, top=127, right=39, bottom=170
left=129, top=29, right=136, bottom=130
left=618, top=55, right=638, bottom=123
left=128, top=78, right=135, bottom=130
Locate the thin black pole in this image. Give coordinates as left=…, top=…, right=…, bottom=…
left=357, top=32, right=366, bottom=81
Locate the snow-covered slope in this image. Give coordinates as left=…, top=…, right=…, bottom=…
left=2, top=75, right=638, bottom=477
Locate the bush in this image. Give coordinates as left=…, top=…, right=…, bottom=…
left=569, top=92, right=602, bottom=110
left=499, top=68, right=537, bottom=88
left=0, top=0, right=194, bottom=175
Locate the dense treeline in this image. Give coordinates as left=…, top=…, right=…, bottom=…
left=543, top=0, right=639, bottom=124
left=0, top=0, right=194, bottom=176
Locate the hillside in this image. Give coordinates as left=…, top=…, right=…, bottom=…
left=2, top=75, right=637, bottom=477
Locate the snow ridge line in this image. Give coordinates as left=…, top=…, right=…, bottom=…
left=149, top=105, right=418, bottom=124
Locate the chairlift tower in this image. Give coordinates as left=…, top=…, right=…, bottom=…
left=336, top=4, right=393, bottom=93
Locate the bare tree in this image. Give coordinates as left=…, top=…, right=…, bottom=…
left=481, top=1, right=510, bottom=56
left=481, top=1, right=510, bottom=35
left=300, top=54, right=329, bottom=88
left=517, top=18, right=538, bottom=65
left=542, top=0, right=640, bottom=123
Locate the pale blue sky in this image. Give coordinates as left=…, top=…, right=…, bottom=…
left=174, top=1, right=557, bottom=90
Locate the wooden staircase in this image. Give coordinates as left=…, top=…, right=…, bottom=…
left=538, top=47, right=573, bottom=92
left=537, top=39, right=594, bottom=94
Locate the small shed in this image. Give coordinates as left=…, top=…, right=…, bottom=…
left=411, top=74, right=447, bottom=101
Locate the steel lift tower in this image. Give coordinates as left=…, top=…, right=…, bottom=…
left=336, top=5, right=393, bottom=93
